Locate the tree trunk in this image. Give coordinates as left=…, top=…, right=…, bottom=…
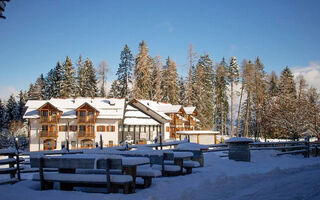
left=245, top=91, right=250, bottom=137
left=236, top=85, right=244, bottom=137
left=230, top=81, right=234, bottom=137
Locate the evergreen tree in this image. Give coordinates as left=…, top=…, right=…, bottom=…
left=268, top=71, right=279, bottom=97
left=178, top=76, right=186, bottom=105
left=279, top=66, right=296, bottom=98
left=0, top=99, right=5, bottom=132
left=151, top=56, right=163, bottom=101
left=17, top=90, right=27, bottom=121
left=52, top=61, right=64, bottom=98
left=134, top=40, right=153, bottom=99
left=161, top=57, right=179, bottom=104
left=6, top=94, right=20, bottom=123
left=61, top=56, right=77, bottom=97
left=194, top=54, right=215, bottom=129
left=185, top=44, right=197, bottom=106
left=43, top=68, right=55, bottom=99
left=214, top=58, right=229, bottom=135
left=77, top=55, right=85, bottom=97
left=83, top=58, right=98, bottom=97
left=115, top=45, right=134, bottom=98
left=227, top=57, right=239, bottom=137
left=109, top=80, right=121, bottom=98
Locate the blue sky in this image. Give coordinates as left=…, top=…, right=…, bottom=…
left=1, top=0, right=320, bottom=99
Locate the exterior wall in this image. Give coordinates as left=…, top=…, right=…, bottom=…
left=30, top=119, right=40, bottom=151
left=29, top=118, right=120, bottom=151
left=185, top=135, right=215, bottom=145
left=199, top=135, right=215, bottom=145
left=95, top=119, right=119, bottom=147
left=164, top=122, right=170, bottom=140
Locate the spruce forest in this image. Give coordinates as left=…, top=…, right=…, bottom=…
left=1, top=40, right=320, bottom=146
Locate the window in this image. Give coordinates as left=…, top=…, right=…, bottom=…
left=59, top=125, right=67, bottom=132
left=166, top=126, right=170, bottom=132
left=79, top=125, right=86, bottom=131
left=79, top=111, right=86, bottom=117
left=42, top=125, right=48, bottom=131
left=106, top=125, right=116, bottom=132
left=97, top=125, right=105, bottom=132
left=69, top=125, right=77, bottom=132
left=41, top=110, right=48, bottom=116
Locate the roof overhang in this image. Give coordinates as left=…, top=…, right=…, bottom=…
left=128, top=99, right=170, bottom=124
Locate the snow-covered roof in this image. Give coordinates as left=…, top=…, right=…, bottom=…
left=184, top=107, right=196, bottom=115
left=176, top=131, right=219, bottom=135
left=225, top=137, right=254, bottom=143
left=23, top=98, right=125, bottom=119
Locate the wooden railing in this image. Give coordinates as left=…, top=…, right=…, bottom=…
left=78, top=116, right=95, bottom=123
left=40, top=131, right=58, bottom=138
left=78, top=130, right=95, bottom=138
left=40, top=116, right=58, bottom=123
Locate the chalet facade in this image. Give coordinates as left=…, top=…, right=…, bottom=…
left=23, top=98, right=200, bottom=151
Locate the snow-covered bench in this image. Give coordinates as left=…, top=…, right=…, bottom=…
left=32, top=156, right=135, bottom=194
left=163, top=151, right=200, bottom=174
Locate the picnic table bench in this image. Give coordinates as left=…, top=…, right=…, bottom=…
left=30, top=155, right=149, bottom=194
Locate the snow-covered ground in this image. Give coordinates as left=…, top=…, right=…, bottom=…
left=0, top=150, right=319, bottom=200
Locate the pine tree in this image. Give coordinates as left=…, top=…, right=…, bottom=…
left=0, top=99, right=5, bottom=132
left=178, top=76, right=186, bottom=105
left=6, top=94, right=20, bottom=123
left=151, top=56, right=163, bottom=101
left=43, top=69, right=55, bottom=99
left=77, top=55, right=85, bottom=97
left=17, top=90, right=27, bottom=121
left=194, top=54, right=215, bottom=129
left=109, top=80, right=121, bottom=98
left=268, top=71, right=279, bottom=97
left=185, top=44, right=197, bottom=106
left=52, top=61, right=64, bottom=98
left=279, top=66, right=296, bottom=98
left=134, top=40, right=153, bottom=99
left=82, top=58, right=98, bottom=97
left=227, top=57, right=239, bottom=137
left=61, top=56, right=77, bottom=97
left=214, top=58, right=229, bottom=135
left=114, top=45, right=134, bottom=98
left=161, top=57, right=179, bottom=104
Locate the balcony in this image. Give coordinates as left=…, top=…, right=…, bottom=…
left=78, top=130, right=95, bottom=138
left=40, top=116, right=58, bottom=123
left=78, top=116, right=95, bottom=123
left=40, top=130, right=58, bottom=138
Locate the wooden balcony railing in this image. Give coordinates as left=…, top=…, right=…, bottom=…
left=78, top=116, right=95, bottom=123
left=40, top=130, right=58, bottom=138
left=40, top=116, right=58, bottom=123
left=78, top=130, right=95, bottom=138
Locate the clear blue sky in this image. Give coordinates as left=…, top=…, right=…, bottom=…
left=1, top=0, right=320, bottom=98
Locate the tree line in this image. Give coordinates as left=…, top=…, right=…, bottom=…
left=1, top=40, right=320, bottom=143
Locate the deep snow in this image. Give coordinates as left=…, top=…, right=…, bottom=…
left=0, top=150, right=319, bottom=200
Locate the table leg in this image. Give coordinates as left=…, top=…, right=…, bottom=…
left=123, top=166, right=137, bottom=183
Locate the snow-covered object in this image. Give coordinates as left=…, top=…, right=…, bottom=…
left=176, top=142, right=209, bottom=151
left=0, top=147, right=17, bottom=155
left=1, top=150, right=320, bottom=199
left=225, top=137, right=253, bottom=143
left=33, top=173, right=133, bottom=184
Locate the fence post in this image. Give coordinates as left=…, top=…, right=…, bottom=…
left=14, top=138, right=21, bottom=180
left=305, top=135, right=310, bottom=158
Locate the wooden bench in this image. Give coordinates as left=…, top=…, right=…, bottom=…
left=0, top=149, right=19, bottom=184
left=31, top=156, right=135, bottom=194
left=165, top=151, right=200, bottom=174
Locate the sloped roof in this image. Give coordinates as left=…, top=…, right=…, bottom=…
left=184, top=107, right=196, bottom=115
left=23, top=98, right=125, bottom=119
